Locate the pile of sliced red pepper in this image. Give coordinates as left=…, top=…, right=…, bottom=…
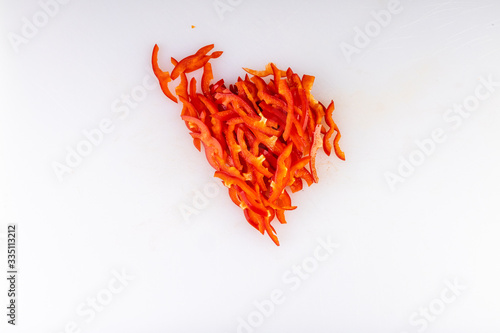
left=152, top=44, right=344, bottom=246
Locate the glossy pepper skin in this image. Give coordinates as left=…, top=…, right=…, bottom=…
left=152, top=44, right=344, bottom=246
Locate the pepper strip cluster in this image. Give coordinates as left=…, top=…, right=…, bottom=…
left=152, top=44, right=344, bottom=246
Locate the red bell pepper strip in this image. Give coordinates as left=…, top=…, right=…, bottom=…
left=152, top=44, right=177, bottom=103
left=226, top=118, right=244, bottom=171
left=242, top=62, right=286, bottom=78
left=276, top=190, right=293, bottom=224
left=181, top=115, right=223, bottom=170
left=170, top=44, right=222, bottom=80
left=278, top=79, right=295, bottom=142
left=201, top=62, right=213, bottom=97
left=269, top=143, right=293, bottom=202
left=309, top=124, right=323, bottom=183
left=323, top=101, right=345, bottom=160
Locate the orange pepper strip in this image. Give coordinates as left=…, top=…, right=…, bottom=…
left=152, top=44, right=177, bottom=103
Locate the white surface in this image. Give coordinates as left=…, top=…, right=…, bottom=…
left=1, top=0, right=500, bottom=332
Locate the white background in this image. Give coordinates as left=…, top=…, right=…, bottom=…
left=1, top=0, right=500, bottom=332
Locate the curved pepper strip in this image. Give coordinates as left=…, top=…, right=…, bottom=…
left=323, top=101, right=335, bottom=156
left=243, top=62, right=287, bottom=78
left=332, top=129, right=345, bottom=161
left=170, top=44, right=222, bottom=80
left=152, top=44, right=177, bottom=103
left=323, top=101, right=345, bottom=160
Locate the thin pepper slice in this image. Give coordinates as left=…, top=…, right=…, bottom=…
left=276, top=190, right=293, bottom=224
left=201, top=62, right=213, bottom=97
left=242, top=62, right=287, bottom=78
left=323, top=100, right=345, bottom=160
left=278, top=79, right=295, bottom=142
left=309, top=124, right=323, bottom=183
left=269, top=143, right=293, bottom=202
left=152, top=44, right=177, bottom=103
left=170, top=44, right=222, bottom=80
